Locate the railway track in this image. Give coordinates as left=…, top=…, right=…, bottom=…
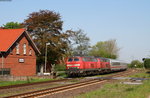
left=5, top=79, right=105, bottom=98
left=4, top=69, right=137, bottom=98
left=0, top=79, right=70, bottom=90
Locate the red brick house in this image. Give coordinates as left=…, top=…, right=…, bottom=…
left=0, top=29, right=40, bottom=76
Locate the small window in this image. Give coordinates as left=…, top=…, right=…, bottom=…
left=23, top=43, right=26, bottom=55
left=112, top=62, right=120, bottom=66
left=16, top=43, right=19, bottom=54
left=74, top=58, right=79, bottom=61
left=82, top=58, right=86, bottom=61
left=101, top=59, right=104, bottom=62
left=0, top=68, right=10, bottom=75
left=83, top=57, right=88, bottom=61
left=68, top=58, right=73, bottom=62
left=93, top=58, right=98, bottom=62
left=91, top=58, right=95, bottom=62
left=29, top=49, right=32, bottom=55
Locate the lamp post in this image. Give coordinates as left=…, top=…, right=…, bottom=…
left=45, top=42, right=50, bottom=73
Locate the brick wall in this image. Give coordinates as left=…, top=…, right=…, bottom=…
left=0, top=33, right=37, bottom=76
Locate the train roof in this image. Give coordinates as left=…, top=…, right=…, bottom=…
left=108, top=59, right=128, bottom=64
left=68, top=56, right=95, bottom=58
left=67, top=56, right=128, bottom=63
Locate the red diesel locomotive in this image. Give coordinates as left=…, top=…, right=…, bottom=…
left=66, top=56, right=127, bottom=76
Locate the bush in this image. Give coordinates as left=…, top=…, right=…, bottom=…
left=54, top=64, right=66, bottom=71
left=128, top=60, right=143, bottom=68
left=144, top=58, right=150, bottom=69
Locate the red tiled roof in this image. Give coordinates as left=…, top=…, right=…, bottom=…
left=0, top=29, right=40, bottom=54
left=0, top=29, right=25, bottom=52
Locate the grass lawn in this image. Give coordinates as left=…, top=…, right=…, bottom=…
left=76, top=69, right=150, bottom=98
left=77, top=80, right=150, bottom=98
left=0, top=78, right=54, bottom=87
left=129, top=71, right=150, bottom=78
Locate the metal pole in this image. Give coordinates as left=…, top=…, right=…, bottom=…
left=143, top=59, right=146, bottom=71
left=0, top=52, right=4, bottom=75
left=45, top=43, right=47, bottom=73
left=2, top=54, right=4, bottom=75
left=142, top=58, right=147, bottom=72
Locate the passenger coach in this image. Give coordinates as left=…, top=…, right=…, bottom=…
left=109, top=59, right=127, bottom=71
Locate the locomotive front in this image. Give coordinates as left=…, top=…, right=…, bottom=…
left=66, top=57, right=84, bottom=76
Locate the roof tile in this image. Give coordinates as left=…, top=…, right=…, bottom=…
left=0, top=29, right=25, bottom=52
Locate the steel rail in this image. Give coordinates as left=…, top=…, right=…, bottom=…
left=4, top=69, right=137, bottom=98
left=0, top=79, right=70, bottom=90
left=4, top=79, right=102, bottom=98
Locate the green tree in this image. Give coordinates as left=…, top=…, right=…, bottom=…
left=23, top=10, right=69, bottom=71
left=143, top=58, right=150, bottom=69
left=66, top=29, right=90, bottom=56
left=129, top=60, right=143, bottom=68
left=89, top=39, right=119, bottom=59
left=3, top=22, right=22, bottom=29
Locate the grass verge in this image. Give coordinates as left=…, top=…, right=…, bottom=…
left=76, top=69, right=150, bottom=98
left=0, top=78, right=54, bottom=87
left=76, top=80, right=150, bottom=98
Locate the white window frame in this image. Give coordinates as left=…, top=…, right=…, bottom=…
left=16, top=43, right=19, bottom=54
left=23, top=43, right=26, bottom=55
left=29, top=49, right=32, bottom=55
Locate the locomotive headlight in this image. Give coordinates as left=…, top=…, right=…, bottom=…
left=74, top=64, right=80, bottom=66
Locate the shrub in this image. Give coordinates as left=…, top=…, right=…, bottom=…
left=144, top=58, right=150, bottom=69
left=128, top=60, right=143, bottom=68
left=55, top=64, right=66, bottom=71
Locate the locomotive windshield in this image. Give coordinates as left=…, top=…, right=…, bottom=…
left=68, top=57, right=80, bottom=62
left=74, top=58, right=79, bottom=61
left=68, top=58, right=73, bottom=62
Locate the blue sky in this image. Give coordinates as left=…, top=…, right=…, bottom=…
left=0, top=0, right=150, bottom=63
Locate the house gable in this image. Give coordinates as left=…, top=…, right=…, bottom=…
left=7, top=33, right=36, bottom=57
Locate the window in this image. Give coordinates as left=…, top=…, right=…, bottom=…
left=16, top=43, right=19, bottom=54
left=0, top=68, right=10, bottom=75
left=68, top=58, right=80, bottom=62
left=68, top=58, right=73, bottom=62
left=112, top=62, right=120, bottom=66
left=83, top=57, right=89, bottom=62
left=74, top=58, right=79, bottom=61
left=92, top=58, right=98, bottom=62
left=29, top=49, right=32, bottom=55
left=23, top=43, right=26, bottom=55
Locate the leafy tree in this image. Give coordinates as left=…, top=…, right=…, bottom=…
left=129, top=60, right=143, bottom=68
left=66, top=29, right=90, bottom=56
left=89, top=39, right=119, bottom=59
left=23, top=10, right=69, bottom=71
left=3, top=22, right=22, bottom=29
left=143, top=58, right=150, bottom=69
